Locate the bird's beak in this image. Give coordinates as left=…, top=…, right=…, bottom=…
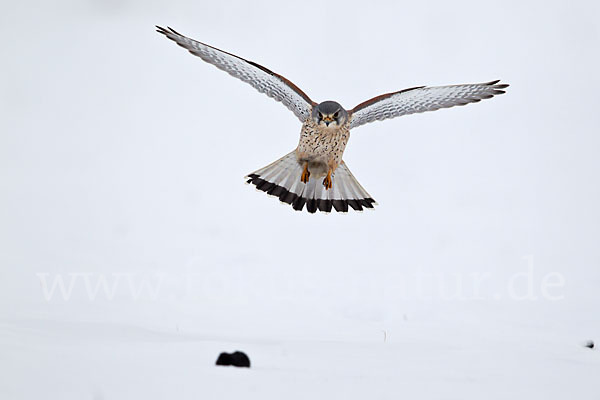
left=323, top=115, right=334, bottom=127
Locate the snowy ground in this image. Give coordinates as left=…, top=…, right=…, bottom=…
left=2, top=0, right=600, bottom=399
left=2, top=306, right=599, bottom=399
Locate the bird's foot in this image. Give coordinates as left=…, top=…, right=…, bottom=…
left=301, top=163, right=310, bottom=183
left=323, top=170, right=332, bottom=190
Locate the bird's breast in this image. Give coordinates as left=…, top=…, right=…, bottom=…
left=296, top=120, right=350, bottom=166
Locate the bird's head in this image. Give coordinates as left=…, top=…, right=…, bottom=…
left=312, top=101, right=348, bottom=128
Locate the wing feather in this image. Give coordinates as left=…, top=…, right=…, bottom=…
left=350, top=80, right=508, bottom=129
left=156, top=26, right=315, bottom=122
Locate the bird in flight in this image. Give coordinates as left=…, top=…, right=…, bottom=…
left=157, top=26, right=508, bottom=214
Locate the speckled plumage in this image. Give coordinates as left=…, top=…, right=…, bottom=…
left=296, top=118, right=350, bottom=178
left=157, top=26, right=509, bottom=213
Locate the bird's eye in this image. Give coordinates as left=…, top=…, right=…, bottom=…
left=333, top=111, right=339, bottom=118
left=317, top=112, right=323, bottom=119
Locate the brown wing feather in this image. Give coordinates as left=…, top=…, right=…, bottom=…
left=157, top=26, right=316, bottom=121
left=350, top=80, right=508, bottom=129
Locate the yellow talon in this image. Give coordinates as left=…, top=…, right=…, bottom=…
left=301, top=162, right=310, bottom=183
left=323, top=169, right=332, bottom=190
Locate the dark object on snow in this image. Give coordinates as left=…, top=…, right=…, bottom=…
left=584, top=340, right=594, bottom=349
left=216, top=351, right=251, bottom=368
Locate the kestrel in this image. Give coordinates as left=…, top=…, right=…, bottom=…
left=157, top=26, right=508, bottom=213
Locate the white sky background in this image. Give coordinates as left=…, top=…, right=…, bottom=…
left=1, top=0, right=600, bottom=396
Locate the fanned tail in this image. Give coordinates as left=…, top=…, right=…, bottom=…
left=245, top=151, right=377, bottom=214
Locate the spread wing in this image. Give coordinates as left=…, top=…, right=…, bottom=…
left=349, top=80, right=508, bottom=129
left=156, top=26, right=315, bottom=122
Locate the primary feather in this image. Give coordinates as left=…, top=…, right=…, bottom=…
left=350, top=80, right=508, bottom=129
left=156, top=26, right=315, bottom=122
